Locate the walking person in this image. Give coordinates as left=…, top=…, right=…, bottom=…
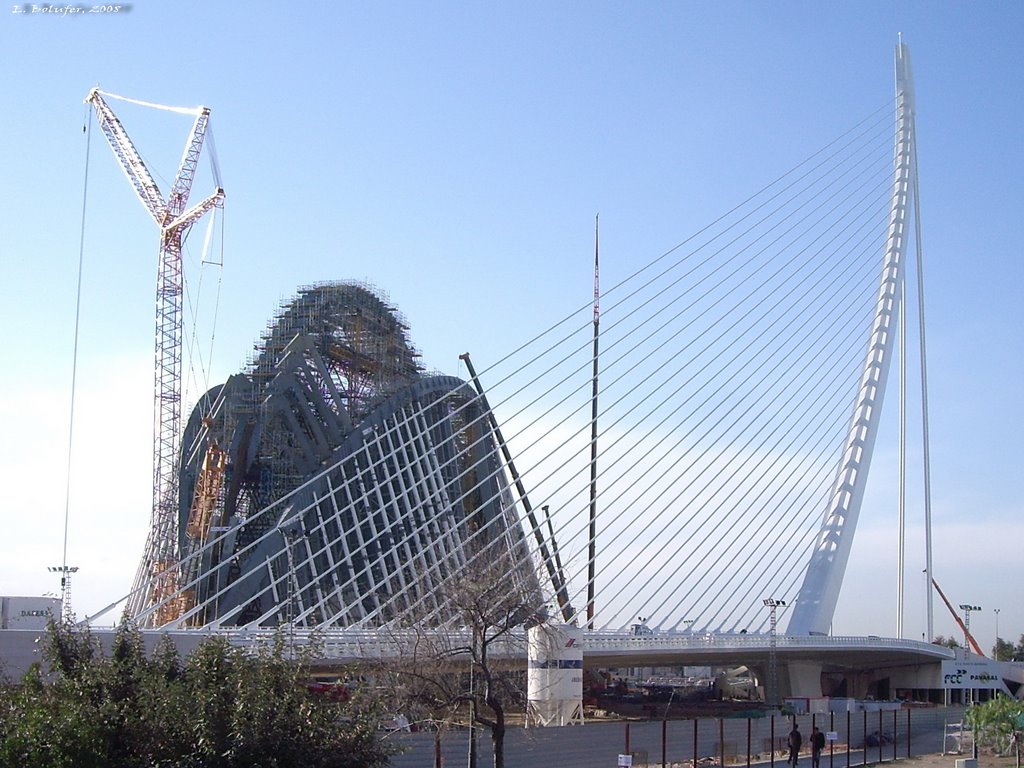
left=788, top=723, right=803, bottom=767
left=811, top=726, right=826, bottom=768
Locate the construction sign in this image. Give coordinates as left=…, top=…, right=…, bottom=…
left=941, top=660, right=1011, bottom=695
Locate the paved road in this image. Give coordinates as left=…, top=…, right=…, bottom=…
left=387, top=714, right=953, bottom=768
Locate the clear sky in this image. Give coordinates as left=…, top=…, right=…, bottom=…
left=1, top=2, right=1020, bottom=646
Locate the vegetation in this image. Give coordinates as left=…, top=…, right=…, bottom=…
left=992, top=635, right=1024, bottom=662
left=0, top=617, right=391, bottom=768
left=966, top=694, right=1023, bottom=767
left=932, top=635, right=963, bottom=649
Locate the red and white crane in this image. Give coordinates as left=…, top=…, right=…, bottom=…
left=85, top=88, right=224, bottom=621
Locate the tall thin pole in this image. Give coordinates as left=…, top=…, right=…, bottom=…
left=54, top=110, right=93, bottom=623
left=587, top=215, right=600, bottom=629
left=468, top=663, right=478, bottom=768
left=460, top=353, right=573, bottom=621
left=898, top=268, right=906, bottom=639
left=768, top=605, right=778, bottom=706
left=896, top=43, right=910, bottom=633
left=911, top=115, right=935, bottom=644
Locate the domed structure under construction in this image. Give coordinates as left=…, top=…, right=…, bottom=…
left=136, top=281, right=541, bottom=628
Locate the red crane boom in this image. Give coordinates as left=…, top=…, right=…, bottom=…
left=931, top=577, right=985, bottom=656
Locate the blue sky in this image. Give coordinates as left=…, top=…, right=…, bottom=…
left=1, top=2, right=1021, bottom=644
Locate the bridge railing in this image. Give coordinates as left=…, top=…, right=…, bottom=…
left=218, top=626, right=527, bottom=661
left=583, top=632, right=955, bottom=655
left=212, top=627, right=955, bottom=664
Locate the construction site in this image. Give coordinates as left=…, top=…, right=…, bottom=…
left=7, top=83, right=1018, bottom=712
left=45, top=90, right=544, bottom=633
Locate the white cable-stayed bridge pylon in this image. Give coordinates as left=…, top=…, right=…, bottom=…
left=786, top=41, right=920, bottom=636
left=90, top=44, right=924, bottom=642
left=496, top=44, right=920, bottom=638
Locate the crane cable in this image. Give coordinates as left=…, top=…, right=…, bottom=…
left=58, top=104, right=94, bottom=598
left=173, top=110, right=224, bottom=420
left=197, top=116, right=225, bottom=398
left=182, top=207, right=225, bottom=414
left=96, top=89, right=203, bottom=117
left=206, top=120, right=223, bottom=189
left=183, top=111, right=224, bottom=414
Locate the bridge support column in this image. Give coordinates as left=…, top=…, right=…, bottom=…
left=787, top=660, right=824, bottom=699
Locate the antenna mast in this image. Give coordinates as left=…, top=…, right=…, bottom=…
left=85, top=89, right=224, bottom=622
left=587, top=214, right=599, bottom=628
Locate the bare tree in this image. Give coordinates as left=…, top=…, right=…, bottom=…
left=376, top=557, right=547, bottom=768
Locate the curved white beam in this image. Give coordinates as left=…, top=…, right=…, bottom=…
left=788, top=42, right=915, bottom=636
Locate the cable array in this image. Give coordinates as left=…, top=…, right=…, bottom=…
left=465, top=101, right=902, bottom=633
left=91, top=99, right=905, bottom=637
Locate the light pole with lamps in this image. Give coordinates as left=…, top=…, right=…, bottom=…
left=994, top=608, right=1001, bottom=651
left=48, top=565, right=79, bottom=623
left=763, top=598, right=786, bottom=707
left=959, top=603, right=981, bottom=706
left=959, top=603, right=981, bottom=652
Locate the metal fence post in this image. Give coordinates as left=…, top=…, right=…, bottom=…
left=771, top=713, right=776, bottom=768
left=892, top=708, right=898, bottom=762
left=846, top=710, right=851, bottom=768
left=878, top=709, right=883, bottom=764
left=829, top=710, right=835, bottom=768
left=907, top=708, right=912, bottom=758
left=862, top=710, right=868, bottom=767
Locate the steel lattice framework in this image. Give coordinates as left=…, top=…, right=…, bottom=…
left=132, top=282, right=542, bottom=628
left=85, top=89, right=224, bottom=620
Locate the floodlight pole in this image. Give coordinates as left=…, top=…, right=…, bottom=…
left=958, top=604, right=981, bottom=654
left=48, top=565, right=79, bottom=623
left=959, top=603, right=981, bottom=706
left=763, top=598, right=786, bottom=707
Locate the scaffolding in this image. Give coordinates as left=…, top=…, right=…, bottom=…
left=156, top=281, right=541, bottom=629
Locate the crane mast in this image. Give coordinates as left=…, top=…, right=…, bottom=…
left=85, top=89, right=224, bottom=622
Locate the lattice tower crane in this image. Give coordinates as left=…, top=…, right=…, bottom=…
left=85, top=89, right=224, bottom=621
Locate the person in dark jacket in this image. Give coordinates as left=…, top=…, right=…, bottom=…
left=811, top=726, right=826, bottom=768
left=788, top=724, right=803, bottom=767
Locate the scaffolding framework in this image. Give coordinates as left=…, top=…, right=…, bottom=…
left=141, top=281, right=542, bottom=629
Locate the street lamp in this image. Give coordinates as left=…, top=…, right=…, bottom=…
left=763, top=598, right=786, bottom=707
left=994, top=608, right=1001, bottom=648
